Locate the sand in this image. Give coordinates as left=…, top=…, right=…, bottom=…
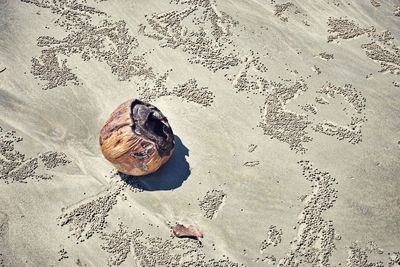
left=0, top=0, right=399, bottom=266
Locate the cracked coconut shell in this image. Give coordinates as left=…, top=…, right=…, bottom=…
left=99, top=99, right=175, bottom=176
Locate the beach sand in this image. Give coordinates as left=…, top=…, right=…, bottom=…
left=0, top=0, right=399, bottom=266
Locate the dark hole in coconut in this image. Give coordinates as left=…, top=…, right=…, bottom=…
left=130, top=99, right=174, bottom=157
left=145, top=112, right=167, bottom=140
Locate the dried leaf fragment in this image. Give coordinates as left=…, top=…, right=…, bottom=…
left=172, top=224, right=203, bottom=240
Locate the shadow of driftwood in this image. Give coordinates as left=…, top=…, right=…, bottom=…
left=119, top=135, right=190, bottom=191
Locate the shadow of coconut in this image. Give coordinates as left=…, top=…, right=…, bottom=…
left=119, top=135, right=190, bottom=191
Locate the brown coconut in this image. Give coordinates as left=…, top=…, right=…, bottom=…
left=99, top=99, right=175, bottom=176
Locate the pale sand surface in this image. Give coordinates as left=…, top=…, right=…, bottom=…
left=0, top=0, right=399, bottom=266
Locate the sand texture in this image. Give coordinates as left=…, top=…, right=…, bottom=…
left=0, top=0, right=399, bottom=266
